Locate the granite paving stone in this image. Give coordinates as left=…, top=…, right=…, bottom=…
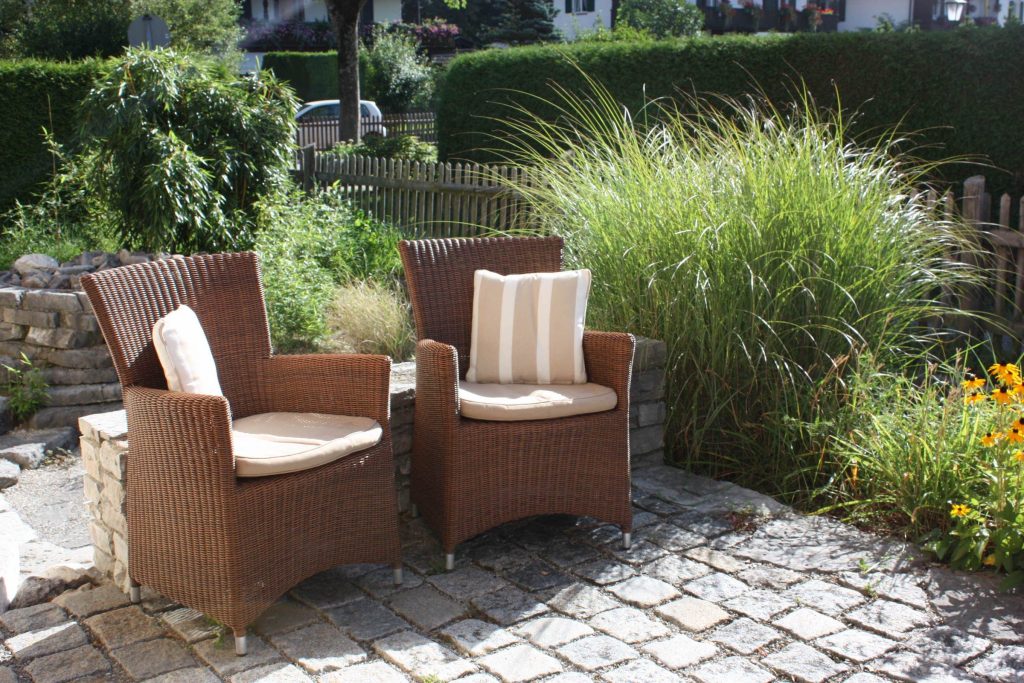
left=641, top=523, right=707, bottom=552
left=669, top=510, right=735, bottom=538
left=816, top=629, right=898, bottom=663
left=547, top=584, right=620, bottom=619
left=289, top=569, right=365, bottom=610
left=477, top=643, right=563, bottom=682
left=319, top=661, right=407, bottom=683
left=847, top=598, right=933, bottom=638
left=722, top=588, right=796, bottom=620
left=969, top=645, right=1024, bottom=683
left=905, top=626, right=991, bottom=666
left=601, top=658, right=685, bottom=683
left=326, top=598, right=410, bottom=641
left=141, top=667, right=221, bottom=683
left=84, top=605, right=164, bottom=649
left=111, top=637, right=198, bottom=680
left=540, top=540, right=603, bottom=568
left=641, top=634, right=718, bottom=669
left=266, top=623, right=366, bottom=674
left=842, top=674, right=889, bottom=683
left=573, top=560, right=637, bottom=586
left=589, top=606, right=671, bottom=643
left=160, top=607, right=220, bottom=643
left=373, top=630, right=476, bottom=680
left=641, top=555, right=711, bottom=586
left=683, top=572, right=749, bottom=602
left=22, top=643, right=110, bottom=683
left=471, top=587, right=550, bottom=625
left=557, top=634, right=638, bottom=671
left=838, top=571, right=930, bottom=609
left=505, top=560, right=575, bottom=592
left=440, top=619, right=520, bottom=656
left=606, top=576, right=680, bottom=608
left=736, top=564, right=803, bottom=588
left=456, top=675, right=500, bottom=683
left=194, top=635, right=281, bottom=678
left=229, top=662, right=313, bottom=683
left=870, top=650, right=977, bottom=683
left=251, top=600, right=318, bottom=637
left=773, top=607, right=845, bottom=641
left=0, top=670, right=13, bottom=683
left=355, top=565, right=423, bottom=599
left=762, top=642, right=850, bottom=683
left=683, top=546, right=745, bottom=573
left=690, top=656, right=774, bottom=683
left=785, top=579, right=867, bottom=615
left=708, top=617, right=783, bottom=655
left=0, top=603, right=67, bottom=635
left=426, top=566, right=510, bottom=600
left=655, top=596, right=729, bottom=632
left=611, top=540, right=669, bottom=565
left=52, top=583, right=129, bottom=618
left=388, top=584, right=467, bottom=631
left=511, top=616, right=595, bottom=648
left=5, top=622, right=87, bottom=661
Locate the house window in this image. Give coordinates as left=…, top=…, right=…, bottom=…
left=565, top=0, right=596, bottom=13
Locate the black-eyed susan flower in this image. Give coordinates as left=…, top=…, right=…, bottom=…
left=981, top=432, right=1001, bottom=447
left=962, top=373, right=986, bottom=391
left=1007, top=427, right=1024, bottom=444
left=991, top=388, right=1013, bottom=405
left=965, top=392, right=986, bottom=405
left=950, top=503, right=972, bottom=518
left=1015, top=450, right=1024, bottom=463
left=989, top=363, right=1021, bottom=386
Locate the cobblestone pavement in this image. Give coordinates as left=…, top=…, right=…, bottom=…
left=2, top=461, right=1023, bottom=683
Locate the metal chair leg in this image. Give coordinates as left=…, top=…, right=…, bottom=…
left=128, top=580, right=141, bottom=604
left=445, top=553, right=455, bottom=571
left=234, top=630, right=248, bottom=656
left=622, top=532, right=632, bottom=550
left=394, top=566, right=404, bottom=585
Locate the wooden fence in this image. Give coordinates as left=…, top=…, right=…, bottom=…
left=299, top=149, right=538, bottom=236
left=296, top=112, right=436, bottom=150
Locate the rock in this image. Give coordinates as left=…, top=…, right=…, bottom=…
left=44, top=273, right=70, bottom=289
left=25, top=327, right=96, bottom=349
left=0, top=288, right=25, bottom=307
left=27, top=403, right=122, bottom=430
left=0, top=428, right=77, bottom=469
left=9, top=565, right=100, bottom=610
left=20, top=271, right=50, bottom=289
left=13, top=254, right=58, bottom=276
left=0, top=459, right=18, bottom=489
left=0, top=272, right=19, bottom=286
left=22, top=290, right=82, bottom=313
left=0, top=323, right=25, bottom=342
left=40, top=345, right=113, bottom=369
left=78, top=252, right=106, bottom=267
left=57, top=265, right=93, bottom=277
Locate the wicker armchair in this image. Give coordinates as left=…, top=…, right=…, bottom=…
left=398, top=236, right=635, bottom=569
left=82, top=252, right=401, bottom=655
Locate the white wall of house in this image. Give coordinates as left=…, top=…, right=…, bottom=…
left=837, top=0, right=911, bottom=30
left=554, top=0, right=615, bottom=39
left=250, top=0, right=402, bottom=24
left=372, top=0, right=404, bottom=23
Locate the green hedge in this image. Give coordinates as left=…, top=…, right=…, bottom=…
left=437, top=28, right=1024, bottom=193
left=261, top=51, right=373, bottom=104
left=0, top=59, right=106, bottom=211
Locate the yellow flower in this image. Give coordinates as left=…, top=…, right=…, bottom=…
left=1015, top=450, right=1024, bottom=463
left=962, top=374, right=986, bottom=390
left=983, top=554, right=997, bottom=566
left=1011, top=384, right=1024, bottom=397
left=950, top=503, right=972, bottom=518
left=991, top=388, right=1013, bottom=405
left=981, top=432, right=1001, bottom=447
left=989, top=363, right=1021, bottom=386
left=1007, top=427, right=1024, bottom=444
left=964, top=392, right=987, bottom=405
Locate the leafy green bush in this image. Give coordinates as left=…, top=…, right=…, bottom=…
left=133, top=0, right=243, bottom=54
left=500, top=80, right=981, bottom=495
left=363, top=28, right=434, bottom=113
left=617, top=0, right=704, bottom=38
left=79, top=49, right=296, bottom=253
left=0, top=58, right=106, bottom=210
left=261, top=50, right=374, bottom=103
left=573, top=24, right=656, bottom=43
left=15, top=0, right=132, bottom=60
left=254, top=186, right=404, bottom=352
left=333, top=135, right=438, bottom=162
left=2, top=353, right=48, bottom=422
left=437, top=28, right=1024, bottom=194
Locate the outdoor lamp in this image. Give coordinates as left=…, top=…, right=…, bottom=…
left=945, top=0, right=967, bottom=21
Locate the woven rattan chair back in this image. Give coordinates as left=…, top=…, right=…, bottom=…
left=81, top=252, right=272, bottom=418
left=399, top=236, right=563, bottom=377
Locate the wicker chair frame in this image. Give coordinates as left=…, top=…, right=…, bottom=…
left=82, top=252, right=402, bottom=654
left=398, top=236, right=635, bottom=568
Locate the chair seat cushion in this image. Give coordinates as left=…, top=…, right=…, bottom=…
left=232, top=412, right=382, bottom=477
left=459, top=381, right=617, bottom=422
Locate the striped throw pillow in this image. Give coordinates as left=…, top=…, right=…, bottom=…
left=467, top=268, right=591, bottom=385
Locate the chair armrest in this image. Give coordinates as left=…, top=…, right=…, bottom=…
left=253, top=354, right=392, bottom=427
left=583, top=331, right=636, bottom=410
left=416, top=339, right=460, bottom=419
left=122, top=386, right=236, bottom=485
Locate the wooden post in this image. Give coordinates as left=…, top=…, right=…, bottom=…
left=301, top=144, right=315, bottom=194
left=959, top=176, right=988, bottom=323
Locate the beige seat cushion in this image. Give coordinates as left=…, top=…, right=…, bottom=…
left=459, top=381, right=617, bottom=422
left=232, top=412, right=382, bottom=477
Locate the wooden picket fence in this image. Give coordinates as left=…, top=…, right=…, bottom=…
left=296, top=112, right=436, bottom=150
left=299, top=149, right=538, bottom=236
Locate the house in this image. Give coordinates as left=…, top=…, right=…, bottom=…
left=555, top=0, right=615, bottom=39
left=241, top=0, right=402, bottom=24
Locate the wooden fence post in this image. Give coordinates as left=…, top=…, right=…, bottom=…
left=960, top=175, right=988, bottom=323
left=301, top=144, right=315, bottom=194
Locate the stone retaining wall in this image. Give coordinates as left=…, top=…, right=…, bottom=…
left=80, top=338, right=667, bottom=591
left=0, top=288, right=120, bottom=430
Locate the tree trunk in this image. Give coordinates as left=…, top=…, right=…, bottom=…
left=327, top=0, right=366, bottom=144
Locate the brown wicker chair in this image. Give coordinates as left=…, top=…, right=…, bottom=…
left=399, top=236, right=635, bottom=569
left=82, top=252, right=402, bottom=655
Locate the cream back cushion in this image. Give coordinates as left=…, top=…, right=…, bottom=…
left=152, top=305, right=223, bottom=396
left=467, top=268, right=591, bottom=385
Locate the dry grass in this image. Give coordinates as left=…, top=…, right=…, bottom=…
left=326, top=280, right=415, bottom=361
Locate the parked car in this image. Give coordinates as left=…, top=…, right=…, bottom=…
left=295, top=99, right=387, bottom=138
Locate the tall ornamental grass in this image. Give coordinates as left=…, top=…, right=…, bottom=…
left=500, top=81, right=982, bottom=497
